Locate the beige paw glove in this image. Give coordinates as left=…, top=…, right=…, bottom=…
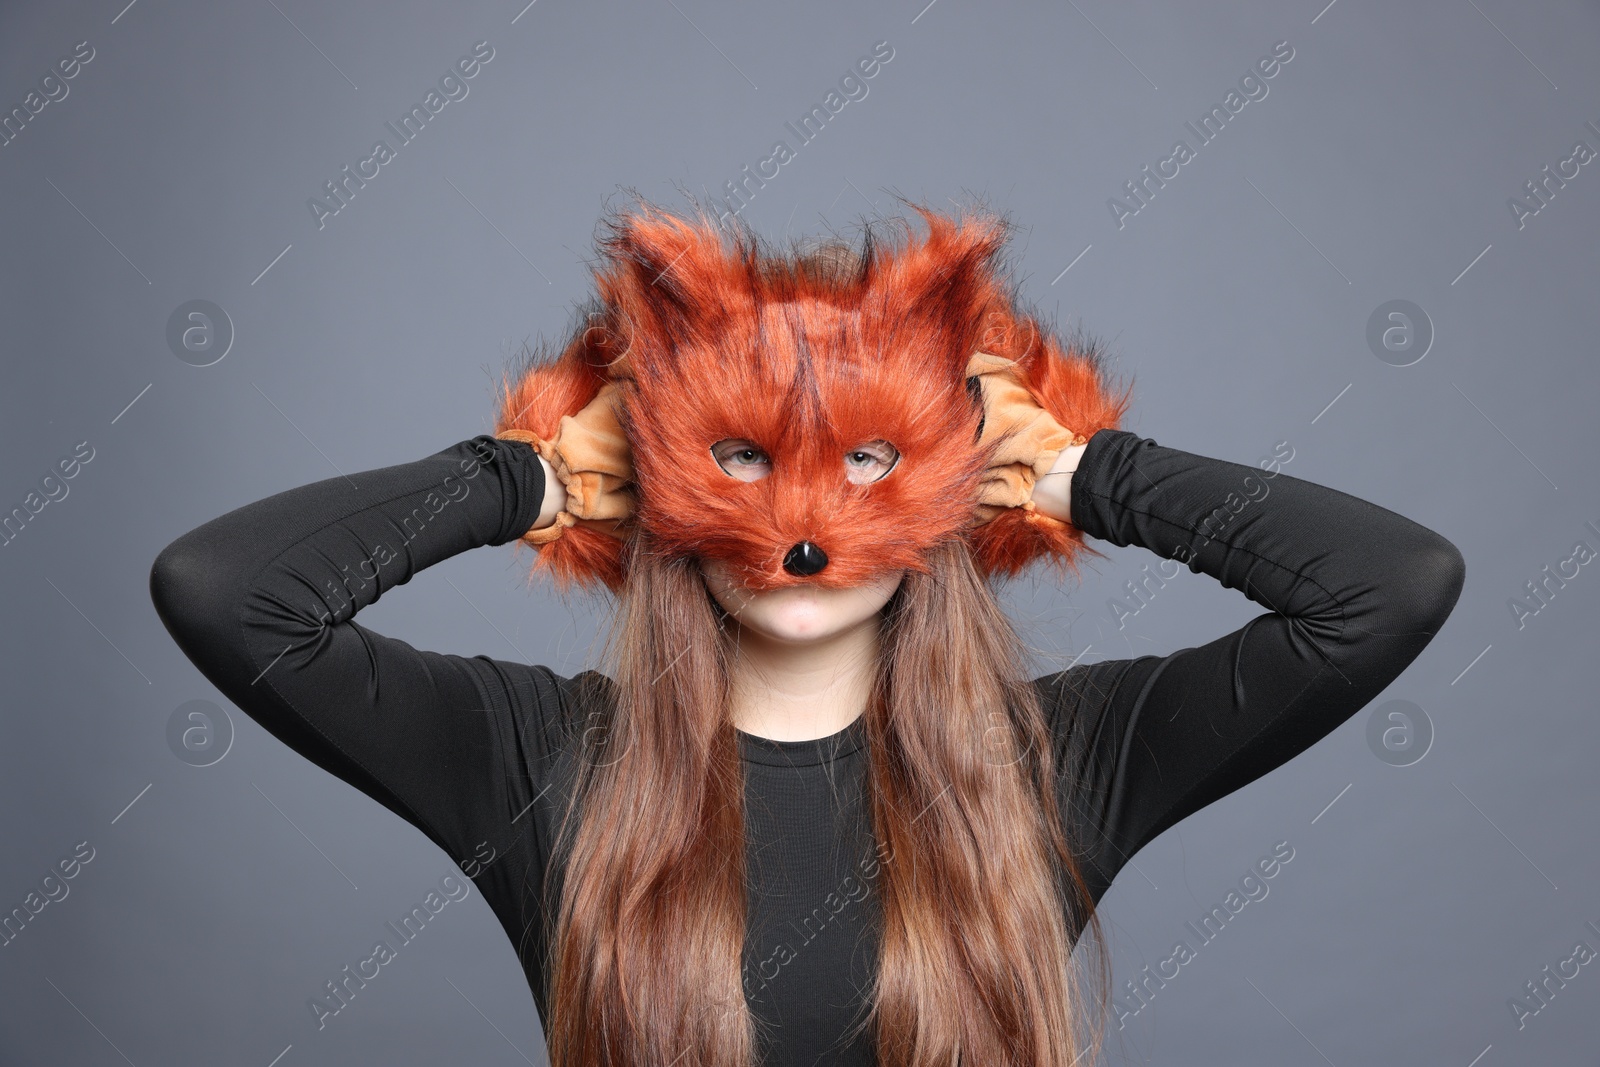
left=966, top=350, right=1088, bottom=525
left=496, top=379, right=635, bottom=545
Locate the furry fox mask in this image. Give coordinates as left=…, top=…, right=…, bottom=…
left=494, top=203, right=1132, bottom=595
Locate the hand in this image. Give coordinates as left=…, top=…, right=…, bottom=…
left=966, top=350, right=1087, bottom=526
left=1030, top=442, right=1088, bottom=524
left=532, top=453, right=568, bottom=530
left=497, top=378, right=634, bottom=544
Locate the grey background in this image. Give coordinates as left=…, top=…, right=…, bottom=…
left=2, top=0, right=1597, bottom=1063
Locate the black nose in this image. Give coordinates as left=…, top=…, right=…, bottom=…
left=782, top=541, right=828, bottom=576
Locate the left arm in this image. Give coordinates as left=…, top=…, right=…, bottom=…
left=1032, top=429, right=1466, bottom=892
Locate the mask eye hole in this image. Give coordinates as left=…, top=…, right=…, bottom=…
left=845, top=440, right=899, bottom=485
left=711, top=439, right=772, bottom=482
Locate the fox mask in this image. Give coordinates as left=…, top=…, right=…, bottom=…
left=494, top=204, right=1132, bottom=594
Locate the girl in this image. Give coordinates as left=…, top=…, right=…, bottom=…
left=149, top=204, right=1465, bottom=1066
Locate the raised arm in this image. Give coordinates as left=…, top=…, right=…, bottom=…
left=1036, top=429, right=1466, bottom=895
left=148, top=435, right=566, bottom=874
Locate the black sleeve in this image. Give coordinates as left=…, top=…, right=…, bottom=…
left=1039, top=429, right=1466, bottom=896
left=147, top=435, right=566, bottom=874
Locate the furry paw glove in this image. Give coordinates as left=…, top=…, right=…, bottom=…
left=496, top=378, right=635, bottom=545
left=965, top=350, right=1088, bottom=525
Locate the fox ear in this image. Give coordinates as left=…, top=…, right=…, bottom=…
left=897, top=207, right=1010, bottom=310
left=492, top=331, right=628, bottom=594
left=871, top=207, right=1014, bottom=381
left=595, top=206, right=747, bottom=371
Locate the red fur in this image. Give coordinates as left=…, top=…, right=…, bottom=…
left=495, top=202, right=1133, bottom=594
left=494, top=329, right=629, bottom=591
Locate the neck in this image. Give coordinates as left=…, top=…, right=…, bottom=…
left=726, top=615, right=883, bottom=743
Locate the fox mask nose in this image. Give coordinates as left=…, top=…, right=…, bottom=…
left=782, top=541, right=829, bottom=576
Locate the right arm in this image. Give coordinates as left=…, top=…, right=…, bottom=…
left=148, top=435, right=567, bottom=873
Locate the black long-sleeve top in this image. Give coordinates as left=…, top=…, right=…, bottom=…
left=147, top=428, right=1466, bottom=1065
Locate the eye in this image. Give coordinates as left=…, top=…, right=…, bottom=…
left=711, top=439, right=772, bottom=482
left=844, top=440, right=899, bottom=485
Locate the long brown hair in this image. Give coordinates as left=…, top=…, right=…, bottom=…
left=539, top=526, right=1112, bottom=1066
